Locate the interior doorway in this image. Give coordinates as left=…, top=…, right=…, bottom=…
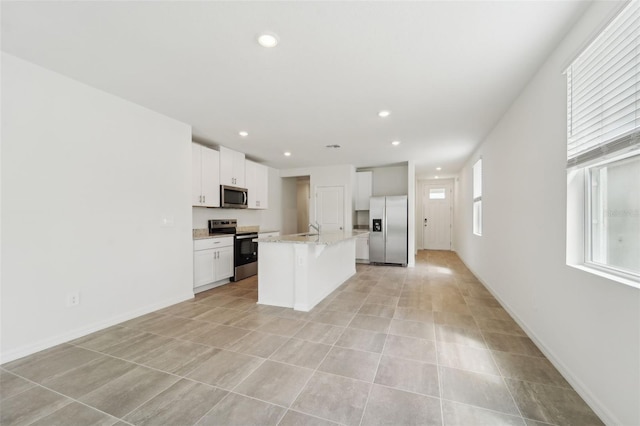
left=422, top=183, right=452, bottom=250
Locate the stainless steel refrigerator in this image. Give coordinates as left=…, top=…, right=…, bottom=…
left=369, top=195, right=408, bottom=266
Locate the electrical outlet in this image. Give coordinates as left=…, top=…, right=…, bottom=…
left=67, top=292, right=80, bottom=307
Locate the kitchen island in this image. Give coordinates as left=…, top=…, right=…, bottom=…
left=255, top=230, right=369, bottom=311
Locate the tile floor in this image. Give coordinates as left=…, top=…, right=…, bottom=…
left=0, top=251, right=604, bottom=426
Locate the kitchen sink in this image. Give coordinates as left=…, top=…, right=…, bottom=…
left=297, top=233, right=319, bottom=237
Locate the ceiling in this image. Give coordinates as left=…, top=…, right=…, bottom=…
left=1, top=1, right=591, bottom=178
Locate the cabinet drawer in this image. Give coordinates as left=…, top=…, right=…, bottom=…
left=194, top=236, right=234, bottom=251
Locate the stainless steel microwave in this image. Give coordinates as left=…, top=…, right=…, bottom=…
left=220, top=185, right=248, bottom=209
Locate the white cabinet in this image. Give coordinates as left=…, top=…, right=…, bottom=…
left=246, top=160, right=269, bottom=209
left=192, top=143, right=220, bottom=207
left=193, top=237, right=234, bottom=289
left=356, top=171, right=373, bottom=210
left=219, top=146, right=246, bottom=187
left=355, top=234, right=370, bottom=263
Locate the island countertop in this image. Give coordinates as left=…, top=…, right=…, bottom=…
left=255, top=230, right=369, bottom=245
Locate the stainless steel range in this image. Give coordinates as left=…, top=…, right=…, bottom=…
left=208, top=219, right=258, bottom=281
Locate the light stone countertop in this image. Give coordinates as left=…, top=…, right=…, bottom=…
left=192, top=229, right=234, bottom=240
left=255, top=230, right=369, bottom=245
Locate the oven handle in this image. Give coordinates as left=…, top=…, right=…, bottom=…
left=236, top=234, right=258, bottom=240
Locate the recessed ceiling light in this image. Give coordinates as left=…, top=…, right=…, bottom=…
left=391, top=140, right=401, bottom=146
left=436, top=167, right=442, bottom=171
left=257, top=33, right=279, bottom=48
left=435, top=176, right=439, bottom=179
left=378, top=110, right=390, bottom=118
left=284, top=151, right=291, bottom=157
left=239, top=131, right=249, bottom=137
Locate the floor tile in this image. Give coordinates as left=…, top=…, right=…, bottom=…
left=190, top=325, right=250, bottom=348
left=225, top=311, right=273, bottom=329
left=374, top=355, right=439, bottom=397
left=389, top=319, right=436, bottom=340
left=506, top=379, right=604, bottom=425
left=124, top=378, right=227, bottom=426
left=70, top=327, right=144, bottom=352
left=325, top=298, right=364, bottom=313
left=383, top=334, right=437, bottom=363
left=117, top=313, right=165, bottom=330
left=135, top=340, right=217, bottom=376
left=42, top=356, right=136, bottom=399
left=318, top=347, right=380, bottom=382
left=234, top=360, right=313, bottom=406
left=79, top=366, right=178, bottom=418
left=476, top=318, right=526, bottom=336
left=0, top=385, right=71, bottom=426
left=432, top=300, right=472, bottom=315
left=196, top=295, right=240, bottom=308
left=4, top=345, right=103, bottom=383
left=365, top=294, right=399, bottom=307
left=482, top=332, right=544, bottom=357
left=465, top=296, right=502, bottom=308
left=194, top=307, right=248, bottom=325
left=394, top=307, right=434, bottom=323
left=442, top=400, right=525, bottom=425
left=437, top=341, right=501, bottom=375
left=197, top=393, right=285, bottom=425
left=226, top=330, right=289, bottom=359
left=278, top=410, right=338, bottom=426
left=397, top=296, right=433, bottom=310
left=293, top=322, right=344, bottom=345
left=257, top=317, right=306, bottom=337
left=0, top=370, right=35, bottom=401
left=310, top=310, right=355, bottom=327
left=358, top=303, right=395, bottom=318
left=348, top=314, right=391, bottom=333
left=270, top=338, right=332, bottom=369
left=139, top=316, right=201, bottom=338
left=493, top=353, right=570, bottom=387
left=335, top=328, right=387, bottom=353
left=221, top=297, right=257, bottom=311
left=291, top=372, right=370, bottom=426
left=434, top=312, right=478, bottom=330
left=469, top=305, right=513, bottom=322
left=102, top=332, right=175, bottom=361
left=360, top=384, right=442, bottom=426
left=186, top=349, right=263, bottom=389
left=440, top=366, right=519, bottom=416
left=30, top=401, right=118, bottom=426
left=158, top=301, right=213, bottom=318
left=435, top=325, right=487, bottom=349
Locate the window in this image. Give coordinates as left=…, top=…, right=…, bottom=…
left=473, top=159, right=482, bottom=236
left=429, top=188, right=446, bottom=199
left=566, top=1, right=640, bottom=283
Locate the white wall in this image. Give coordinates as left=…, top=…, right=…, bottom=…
left=1, top=54, right=193, bottom=362
left=192, top=167, right=283, bottom=232
left=453, top=3, right=639, bottom=425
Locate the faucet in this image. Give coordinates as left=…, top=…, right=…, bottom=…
left=309, top=222, right=321, bottom=234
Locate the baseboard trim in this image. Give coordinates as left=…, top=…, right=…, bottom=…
left=0, top=291, right=194, bottom=365
left=457, top=257, right=618, bottom=426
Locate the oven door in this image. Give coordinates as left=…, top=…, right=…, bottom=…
left=235, top=233, right=258, bottom=267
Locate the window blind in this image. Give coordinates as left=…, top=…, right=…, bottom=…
left=566, top=0, right=640, bottom=168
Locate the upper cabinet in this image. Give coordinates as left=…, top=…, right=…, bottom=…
left=192, top=143, right=220, bottom=207
left=245, top=159, right=269, bottom=209
left=355, top=171, right=373, bottom=210
left=219, top=146, right=246, bottom=187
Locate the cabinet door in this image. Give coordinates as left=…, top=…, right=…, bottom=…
left=215, top=246, right=234, bottom=281
left=192, top=144, right=203, bottom=206
left=356, top=171, right=373, bottom=210
left=233, top=150, right=246, bottom=187
left=220, top=146, right=246, bottom=187
left=355, top=236, right=370, bottom=260
left=256, top=163, right=268, bottom=209
left=194, top=249, right=215, bottom=287
left=245, top=159, right=258, bottom=209
left=201, top=147, right=220, bottom=207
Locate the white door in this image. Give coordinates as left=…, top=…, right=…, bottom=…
left=422, top=184, right=452, bottom=250
left=316, top=186, right=344, bottom=232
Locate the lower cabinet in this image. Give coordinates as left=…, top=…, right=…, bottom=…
left=355, top=234, right=370, bottom=263
left=193, top=237, right=234, bottom=290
